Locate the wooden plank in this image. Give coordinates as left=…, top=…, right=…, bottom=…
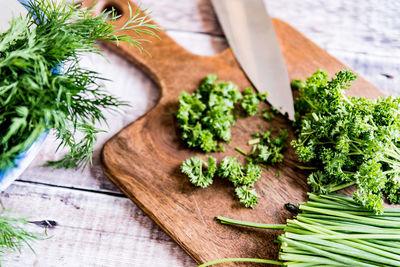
left=2, top=182, right=195, bottom=266
left=127, top=0, right=223, bottom=35
left=96, top=0, right=384, bottom=263
left=265, top=0, right=400, bottom=56
left=331, top=51, right=400, bottom=96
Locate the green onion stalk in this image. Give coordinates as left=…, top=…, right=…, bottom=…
left=201, top=193, right=400, bottom=266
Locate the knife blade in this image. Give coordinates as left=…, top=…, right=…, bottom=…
left=211, top=0, right=295, bottom=120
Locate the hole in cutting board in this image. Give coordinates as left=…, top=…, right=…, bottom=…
left=102, top=3, right=123, bottom=19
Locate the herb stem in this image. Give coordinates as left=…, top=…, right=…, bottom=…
left=235, top=147, right=248, bottom=156
left=295, top=165, right=317, bottom=170
left=198, top=258, right=283, bottom=267
left=216, top=216, right=285, bottom=229
left=248, top=138, right=260, bottom=145
left=329, top=181, right=357, bottom=192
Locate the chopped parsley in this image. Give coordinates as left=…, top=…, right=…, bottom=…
left=262, top=108, right=275, bottom=121
left=178, top=75, right=280, bottom=208
left=181, top=156, right=217, bottom=188
left=235, top=185, right=259, bottom=208
left=241, top=88, right=268, bottom=116
left=218, top=156, right=262, bottom=187
left=247, top=129, right=289, bottom=165
left=177, top=74, right=243, bottom=153
left=180, top=155, right=262, bottom=208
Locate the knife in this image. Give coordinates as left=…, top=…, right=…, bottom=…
left=211, top=0, right=295, bottom=120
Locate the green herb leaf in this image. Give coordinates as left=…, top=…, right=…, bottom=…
left=0, top=209, right=43, bottom=260
left=240, top=88, right=267, bottom=116
left=218, top=156, right=244, bottom=186
left=181, top=156, right=216, bottom=188
left=248, top=129, right=288, bottom=165
left=218, top=156, right=261, bottom=188
left=235, top=185, right=259, bottom=208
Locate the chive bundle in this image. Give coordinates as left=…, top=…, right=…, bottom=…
left=210, top=193, right=400, bottom=267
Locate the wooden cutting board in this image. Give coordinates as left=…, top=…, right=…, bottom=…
left=84, top=0, right=384, bottom=264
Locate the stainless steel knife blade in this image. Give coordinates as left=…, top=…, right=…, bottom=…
left=211, top=0, right=295, bottom=120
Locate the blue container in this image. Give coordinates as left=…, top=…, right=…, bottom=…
left=0, top=132, right=48, bottom=191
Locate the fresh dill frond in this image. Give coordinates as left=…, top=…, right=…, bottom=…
left=0, top=209, right=44, bottom=262
left=0, top=0, right=160, bottom=170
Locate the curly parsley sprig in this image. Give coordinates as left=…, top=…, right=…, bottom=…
left=181, top=156, right=216, bottom=188
left=292, top=69, right=400, bottom=214
left=235, top=186, right=259, bottom=208
left=181, top=156, right=262, bottom=208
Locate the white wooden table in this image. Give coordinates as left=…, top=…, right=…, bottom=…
left=2, top=0, right=399, bottom=266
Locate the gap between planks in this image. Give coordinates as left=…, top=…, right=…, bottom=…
left=15, top=179, right=126, bottom=198
left=1, top=181, right=195, bottom=267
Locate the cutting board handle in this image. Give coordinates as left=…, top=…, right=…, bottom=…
left=86, top=0, right=204, bottom=90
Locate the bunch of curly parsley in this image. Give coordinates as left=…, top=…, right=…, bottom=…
left=292, top=69, right=400, bottom=214
left=0, top=0, right=159, bottom=170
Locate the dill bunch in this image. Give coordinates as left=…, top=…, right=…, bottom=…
left=0, top=0, right=159, bottom=170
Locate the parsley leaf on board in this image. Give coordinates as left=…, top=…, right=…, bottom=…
left=262, top=108, right=275, bottom=121
left=181, top=155, right=262, bottom=208
left=235, top=185, right=259, bottom=208
left=181, top=156, right=217, bottom=188
left=247, top=129, right=289, bottom=166
left=241, top=88, right=268, bottom=116
left=218, top=156, right=262, bottom=187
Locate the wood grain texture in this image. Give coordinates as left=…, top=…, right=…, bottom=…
left=2, top=182, right=194, bottom=267
left=81, top=0, right=385, bottom=264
